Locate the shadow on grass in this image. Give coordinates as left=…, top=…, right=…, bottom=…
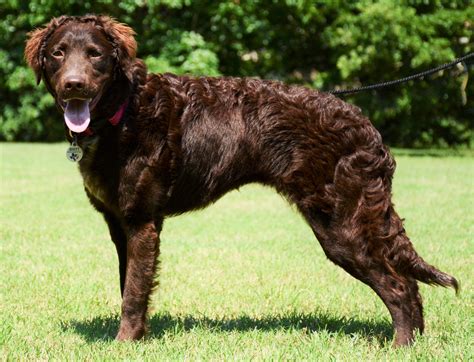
left=62, top=311, right=393, bottom=346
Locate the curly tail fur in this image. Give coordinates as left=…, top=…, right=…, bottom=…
left=410, top=256, right=459, bottom=293
left=389, top=226, right=459, bottom=294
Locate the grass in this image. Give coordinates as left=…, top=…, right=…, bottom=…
left=1, top=143, right=473, bottom=360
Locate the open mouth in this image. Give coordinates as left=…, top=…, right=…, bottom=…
left=60, top=94, right=101, bottom=133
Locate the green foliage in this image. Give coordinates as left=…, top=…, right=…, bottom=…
left=320, top=0, right=473, bottom=146
left=145, top=31, right=220, bottom=75
left=0, top=1, right=472, bottom=145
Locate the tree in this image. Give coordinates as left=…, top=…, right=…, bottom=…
left=1, top=0, right=472, bottom=146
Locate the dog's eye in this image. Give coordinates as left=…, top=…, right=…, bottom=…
left=88, top=49, right=102, bottom=58
left=52, top=50, right=64, bottom=58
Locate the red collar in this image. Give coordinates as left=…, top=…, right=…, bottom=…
left=82, top=99, right=129, bottom=136
left=108, top=99, right=129, bottom=126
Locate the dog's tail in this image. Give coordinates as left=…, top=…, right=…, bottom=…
left=409, top=253, right=459, bottom=293
left=385, top=209, right=459, bottom=293
left=390, top=228, right=459, bottom=293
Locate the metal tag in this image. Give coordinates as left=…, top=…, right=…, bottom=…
left=66, top=142, right=83, bottom=162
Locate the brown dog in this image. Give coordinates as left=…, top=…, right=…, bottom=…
left=25, top=15, right=457, bottom=346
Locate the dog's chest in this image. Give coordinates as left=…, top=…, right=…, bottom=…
left=82, top=171, right=108, bottom=205
left=79, top=138, right=115, bottom=207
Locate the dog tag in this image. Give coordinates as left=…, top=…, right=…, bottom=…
left=66, top=140, right=83, bottom=162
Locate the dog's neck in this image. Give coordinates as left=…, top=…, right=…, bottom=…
left=95, top=73, right=132, bottom=120
left=88, top=59, right=148, bottom=121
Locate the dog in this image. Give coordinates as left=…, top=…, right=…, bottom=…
left=25, top=15, right=458, bottom=346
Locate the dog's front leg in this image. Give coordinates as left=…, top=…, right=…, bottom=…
left=102, top=212, right=127, bottom=297
left=116, top=218, right=162, bottom=341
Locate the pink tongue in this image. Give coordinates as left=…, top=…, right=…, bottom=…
left=64, top=99, right=90, bottom=133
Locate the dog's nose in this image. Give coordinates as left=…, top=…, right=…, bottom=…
left=64, top=76, right=85, bottom=91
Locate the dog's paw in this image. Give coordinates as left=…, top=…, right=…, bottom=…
left=115, top=323, right=145, bottom=341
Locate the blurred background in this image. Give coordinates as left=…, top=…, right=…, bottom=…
left=0, top=0, right=472, bottom=147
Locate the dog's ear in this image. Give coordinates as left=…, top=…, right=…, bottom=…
left=25, top=26, right=49, bottom=85
left=101, top=16, right=137, bottom=82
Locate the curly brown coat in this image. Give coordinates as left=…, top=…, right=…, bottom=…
left=25, top=15, right=458, bottom=346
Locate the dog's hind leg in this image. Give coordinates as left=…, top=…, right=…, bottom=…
left=296, top=148, right=457, bottom=346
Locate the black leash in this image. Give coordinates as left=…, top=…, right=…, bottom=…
left=328, top=52, right=473, bottom=96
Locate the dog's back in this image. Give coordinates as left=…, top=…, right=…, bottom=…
left=25, top=15, right=458, bottom=345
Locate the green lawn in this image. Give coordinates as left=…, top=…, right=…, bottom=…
left=1, top=143, right=473, bottom=360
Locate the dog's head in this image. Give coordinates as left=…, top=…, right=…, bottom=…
left=25, top=15, right=137, bottom=133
